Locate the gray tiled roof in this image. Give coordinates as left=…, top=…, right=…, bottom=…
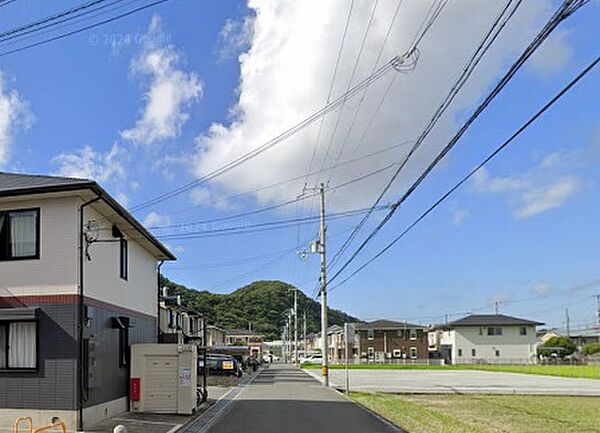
left=447, top=314, right=544, bottom=327
left=355, top=319, right=425, bottom=330
left=0, top=171, right=91, bottom=193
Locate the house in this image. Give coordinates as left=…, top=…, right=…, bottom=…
left=0, top=172, right=175, bottom=431
left=226, top=329, right=265, bottom=358
left=206, top=324, right=227, bottom=347
left=430, top=314, right=544, bottom=365
left=158, top=290, right=206, bottom=345
left=326, top=325, right=346, bottom=364
left=355, top=320, right=429, bottom=362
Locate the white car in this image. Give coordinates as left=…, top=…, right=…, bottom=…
left=300, top=354, right=323, bottom=365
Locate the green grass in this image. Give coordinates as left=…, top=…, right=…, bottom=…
left=302, top=363, right=600, bottom=379
left=351, top=392, right=600, bottom=433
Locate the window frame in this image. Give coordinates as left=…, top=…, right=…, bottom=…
left=409, top=347, right=417, bottom=359
left=471, top=348, right=476, bottom=357
left=367, top=329, right=374, bottom=340
left=409, top=328, right=417, bottom=340
left=0, top=319, right=39, bottom=372
left=119, top=238, right=128, bottom=280
left=487, top=327, right=503, bottom=336
left=519, top=326, right=527, bottom=336
left=0, top=207, right=41, bottom=262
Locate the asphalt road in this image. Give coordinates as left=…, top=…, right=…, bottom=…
left=305, top=368, right=600, bottom=396
left=205, top=364, right=401, bottom=433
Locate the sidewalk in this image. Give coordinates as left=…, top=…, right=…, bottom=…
left=87, top=386, right=232, bottom=433
left=191, top=364, right=402, bottom=433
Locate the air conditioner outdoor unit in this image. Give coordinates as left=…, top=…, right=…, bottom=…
left=130, top=344, right=198, bottom=415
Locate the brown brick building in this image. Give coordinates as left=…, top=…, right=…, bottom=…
left=355, top=320, right=428, bottom=362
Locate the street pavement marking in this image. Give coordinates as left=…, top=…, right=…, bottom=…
left=112, top=418, right=180, bottom=426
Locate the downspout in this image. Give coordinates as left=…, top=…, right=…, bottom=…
left=157, top=260, right=164, bottom=342
left=78, top=194, right=101, bottom=432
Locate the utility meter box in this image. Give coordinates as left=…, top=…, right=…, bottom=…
left=130, top=344, right=198, bottom=415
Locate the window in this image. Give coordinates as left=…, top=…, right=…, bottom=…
left=397, top=330, right=403, bottom=338
left=0, top=209, right=39, bottom=261
left=367, top=330, right=374, bottom=340
left=471, top=348, right=476, bottom=357
left=0, top=321, right=37, bottom=369
left=519, top=326, right=527, bottom=336
left=458, top=349, right=463, bottom=357
left=495, top=349, right=500, bottom=357
left=119, top=326, right=129, bottom=367
left=168, top=310, right=175, bottom=328
left=409, top=328, right=417, bottom=340
left=487, top=327, right=503, bottom=336
left=189, top=317, right=195, bottom=334
left=392, top=349, right=401, bottom=358
left=367, top=347, right=374, bottom=358
left=410, top=347, right=417, bottom=359
left=119, top=238, right=128, bottom=280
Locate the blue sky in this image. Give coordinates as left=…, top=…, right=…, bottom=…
left=1, top=0, right=599, bottom=331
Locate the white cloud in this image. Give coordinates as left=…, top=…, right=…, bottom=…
left=143, top=211, right=172, bottom=227
left=0, top=73, right=32, bottom=167
left=515, top=177, right=579, bottom=219
left=218, top=16, right=255, bottom=61
left=52, top=144, right=125, bottom=182
left=121, top=15, right=202, bottom=146
left=532, top=282, right=553, bottom=295
left=193, top=0, right=553, bottom=211
left=450, top=202, right=469, bottom=226
left=529, top=30, right=572, bottom=75
left=473, top=161, right=581, bottom=220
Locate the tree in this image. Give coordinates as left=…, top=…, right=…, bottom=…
left=538, top=336, right=576, bottom=357
left=582, top=343, right=600, bottom=356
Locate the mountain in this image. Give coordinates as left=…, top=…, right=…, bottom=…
left=160, top=277, right=360, bottom=340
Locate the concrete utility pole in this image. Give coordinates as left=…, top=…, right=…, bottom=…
left=565, top=307, right=570, bottom=337
left=595, top=294, right=600, bottom=330
left=303, top=311, right=307, bottom=356
left=288, top=308, right=293, bottom=363
left=318, top=183, right=329, bottom=386
left=293, top=289, right=298, bottom=365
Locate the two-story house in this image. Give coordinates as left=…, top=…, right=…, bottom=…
left=355, top=320, right=429, bottom=362
left=159, top=289, right=206, bottom=346
left=430, top=314, right=544, bottom=364
left=0, top=172, right=175, bottom=431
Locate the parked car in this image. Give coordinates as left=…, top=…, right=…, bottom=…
left=300, top=354, right=323, bottom=365
left=206, top=354, right=243, bottom=377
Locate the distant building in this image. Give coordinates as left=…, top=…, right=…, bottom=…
left=355, top=320, right=429, bottom=362
left=206, top=324, right=228, bottom=347
left=430, top=314, right=544, bottom=365
left=158, top=290, right=206, bottom=346
left=227, top=329, right=265, bottom=358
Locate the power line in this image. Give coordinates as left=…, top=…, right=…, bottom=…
left=328, top=0, right=587, bottom=281
left=0, top=0, right=172, bottom=58
left=329, top=51, right=600, bottom=292
left=329, top=0, right=523, bottom=271
left=127, top=1, right=446, bottom=215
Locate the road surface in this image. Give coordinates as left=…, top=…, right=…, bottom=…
left=205, top=364, right=401, bottom=433
left=305, top=368, right=600, bottom=396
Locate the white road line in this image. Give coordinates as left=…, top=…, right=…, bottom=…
left=166, top=424, right=183, bottom=433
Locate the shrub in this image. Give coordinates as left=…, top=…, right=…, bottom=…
left=582, top=343, right=600, bottom=356
left=538, top=336, right=576, bottom=357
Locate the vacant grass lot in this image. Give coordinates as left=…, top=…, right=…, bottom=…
left=352, top=392, right=600, bottom=433
left=302, top=363, right=600, bottom=379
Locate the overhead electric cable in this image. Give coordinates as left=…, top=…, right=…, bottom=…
left=329, top=51, right=600, bottom=291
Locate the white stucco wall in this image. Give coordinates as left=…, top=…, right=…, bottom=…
left=0, top=196, right=79, bottom=297
left=451, top=325, right=538, bottom=364
left=84, top=206, right=158, bottom=317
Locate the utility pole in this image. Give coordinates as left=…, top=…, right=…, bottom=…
left=293, top=289, right=298, bottom=365
left=318, top=183, right=329, bottom=386
left=565, top=308, right=570, bottom=337
left=303, top=311, right=307, bottom=357
left=494, top=301, right=499, bottom=315
left=288, top=308, right=293, bottom=364
left=595, top=294, right=600, bottom=330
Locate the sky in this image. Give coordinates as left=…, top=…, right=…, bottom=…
left=1, top=0, right=599, bottom=332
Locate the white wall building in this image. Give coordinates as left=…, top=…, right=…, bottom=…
left=430, top=314, right=544, bottom=365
